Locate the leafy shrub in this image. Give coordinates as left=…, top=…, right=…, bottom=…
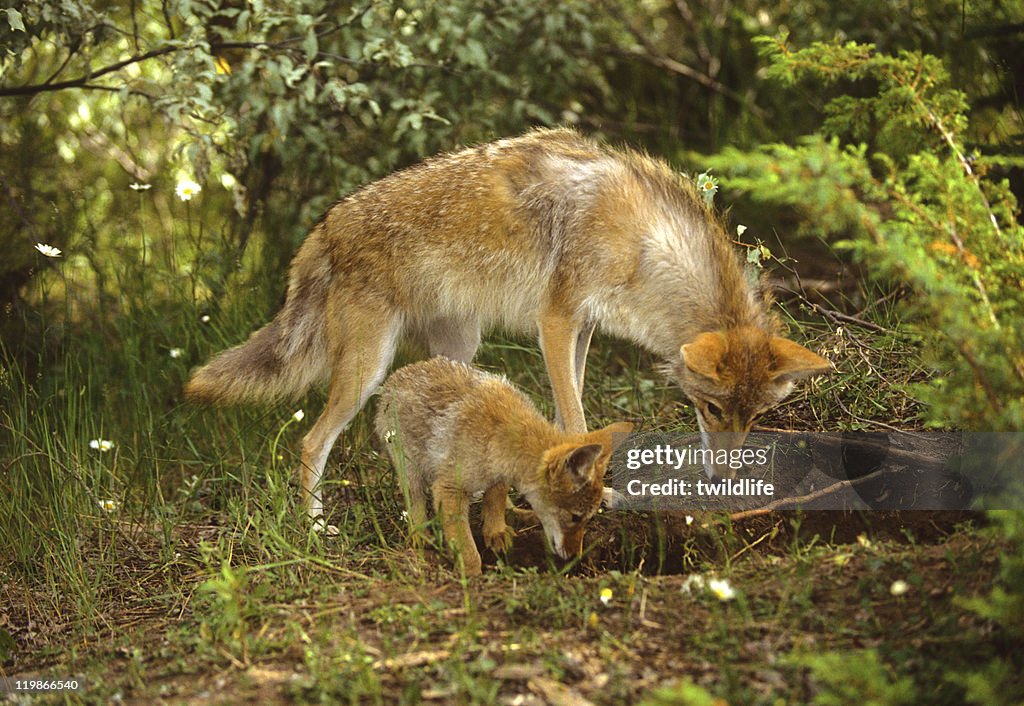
left=704, top=37, right=1024, bottom=430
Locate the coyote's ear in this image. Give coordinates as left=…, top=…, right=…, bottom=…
left=680, top=332, right=727, bottom=381
left=770, top=337, right=832, bottom=381
left=564, top=443, right=604, bottom=489
left=592, top=421, right=634, bottom=453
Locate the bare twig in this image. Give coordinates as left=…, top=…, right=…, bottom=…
left=729, top=468, right=887, bottom=520
left=810, top=302, right=892, bottom=334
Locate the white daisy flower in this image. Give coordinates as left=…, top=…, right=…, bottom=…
left=175, top=178, right=202, bottom=201
left=708, top=578, right=736, bottom=602
left=89, top=439, right=115, bottom=452
left=35, top=243, right=62, bottom=258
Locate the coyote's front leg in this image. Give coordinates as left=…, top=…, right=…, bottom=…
left=539, top=309, right=587, bottom=434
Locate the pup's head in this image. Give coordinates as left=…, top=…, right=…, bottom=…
left=674, top=327, right=831, bottom=479
left=530, top=421, right=633, bottom=559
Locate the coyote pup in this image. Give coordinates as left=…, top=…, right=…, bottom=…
left=375, top=357, right=632, bottom=575
left=185, top=128, right=830, bottom=525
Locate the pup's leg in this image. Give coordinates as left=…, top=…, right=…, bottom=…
left=433, top=480, right=481, bottom=576
left=301, top=300, right=402, bottom=532
left=405, top=474, right=430, bottom=546
left=538, top=309, right=587, bottom=434
left=482, top=482, right=513, bottom=554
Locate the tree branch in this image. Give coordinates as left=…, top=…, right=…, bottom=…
left=0, top=45, right=181, bottom=97
left=0, top=16, right=366, bottom=99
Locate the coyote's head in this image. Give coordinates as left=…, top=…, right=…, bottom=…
left=529, top=421, right=634, bottom=559
left=674, top=326, right=831, bottom=479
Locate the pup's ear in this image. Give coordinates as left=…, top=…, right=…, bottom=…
left=770, top=337, right=832, bottom=381
left=564, top=443, right=604, bottom=489
left=680, top=331, right=727, bottom=381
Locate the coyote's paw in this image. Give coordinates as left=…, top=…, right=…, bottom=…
left=483, top=524, right=515, bottom=554
left=311, top=516, right=340, bottom=537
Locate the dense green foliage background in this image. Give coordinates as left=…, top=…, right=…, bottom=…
left=2, top=2, right=1023, bottom=702
left=2, top=0, right=1021, bottom=428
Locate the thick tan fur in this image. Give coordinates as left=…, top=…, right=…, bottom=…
left=185, top=128, right=830, bottom=521
left=375, top=358, right=633, bottom=575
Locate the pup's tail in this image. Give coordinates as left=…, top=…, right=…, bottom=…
left=185, top=250, right=331, bottom=405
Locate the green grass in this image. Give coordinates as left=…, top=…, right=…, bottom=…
left=0, top=252, right=1019, bottom=704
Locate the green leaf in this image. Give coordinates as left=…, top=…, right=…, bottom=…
left=6, top=7, right=25, bottom=32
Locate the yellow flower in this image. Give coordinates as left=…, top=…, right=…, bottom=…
left=97, top=499, right=119, bottom=513
left=599, top=587, right=613, bottom=605
left=890, top=580, right=910, bottom=596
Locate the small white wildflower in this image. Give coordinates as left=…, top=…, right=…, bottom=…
left=681, top=573, right=706, bottom=594
left=97, top=499, right=118, bottom=513
left=685, top=515, right=694, bottom=526
left=89, top=439, right=115, bottom=452
left=292, top=409, right=305, bottom=422
left=34, top=243, right=62, bottom=258
left=890, top=579, right=910, bottom=596
left=383, top=429, right=396, bottom=442
left=599, top=587, right=613, bottom=606
left=708, top=578, right=736, bottom=602
left=200, top=315, right=211, bottom=323
left=737, top=224, right=748, bottom=236
left=175, top=178, right=202, bottom=201
left=129, top=182, right=152, bottom=191
left=169, top=347, right=184, bottom=359
left=400, top=510, right=408, bottom=521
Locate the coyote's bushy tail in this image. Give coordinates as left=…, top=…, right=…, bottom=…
left=185, top=257, right=331, bottom=405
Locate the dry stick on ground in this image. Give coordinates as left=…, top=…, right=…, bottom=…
left=728, top=468, right=888, bottom=521
left=810, top=301, right=893, bottom=334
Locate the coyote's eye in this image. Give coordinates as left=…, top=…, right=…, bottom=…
left=705, top=402, right=722, bottom=419
left=570, top=513, right=584, bottom=524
